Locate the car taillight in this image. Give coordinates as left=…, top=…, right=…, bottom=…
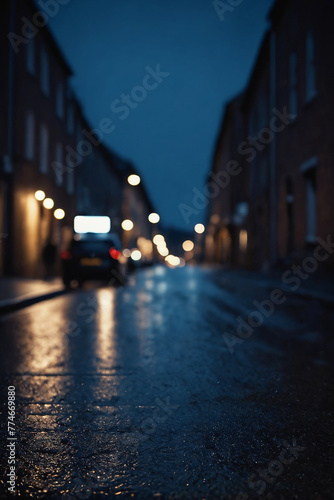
left=60, top=250, right=72, bottom=260
left=109, top=247, right=121, bottom=260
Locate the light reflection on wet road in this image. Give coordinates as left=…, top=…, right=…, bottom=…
left=0, top=266, right=333, bottom=499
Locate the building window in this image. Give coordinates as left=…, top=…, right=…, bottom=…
left=305, top=31, right=317, bottom=101
left=67, top=168, right=74, bottom=195
left=76, top=124, right=82, bottom=145
left=286, top=176, right=294, bottom=254
left=289, top=52, right=297, bottom=118
left=300, top=158, right=317, bottom=243
left=260, top=156, right=268, bottom=191
left=259, top=96, right=267, bottom=130
left=305, top=169, right=317, bottom=243
left=249, top=105, right=257, bottom=137
left=25, top=111, right=35, bottom=160
left=56, top=84, right=64, bottom=119
left=39, top=124, right=49, bottom=173
left=40, top=47, right=50, bottom=96
left=55, top=143, right=63, bottom=186
left=239, top=230, right=248, bottom=252
left=67, top=103, right=74, bottom=134
left=26, top=39, right=35, bottom=75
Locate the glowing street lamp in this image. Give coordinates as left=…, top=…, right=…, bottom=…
left=34, top=190, right=45, bottom=201
left=131, top=249, right=142, bottom=261
left=194, top=223, right=205, bottom=234
left=127, top=174, right=141, bottom=186
left=54, top=208, right=65, bottom=220
left=43, top=198, right=54, bottom=209
left=122, top=249, right=131, bottom=258
left=165, top=255, right=181, bottom=267
left=148, top=212, right=160, bottom=224
left=157, top=246, right=169, bottom=257
left=182, top=240, right=194, bottom=252
left=121, top=219, right=134, bottom=231
left=153, top=234, right=165, bottom=245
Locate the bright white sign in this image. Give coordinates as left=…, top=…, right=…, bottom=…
left=74, top=216, right=111, bottom=234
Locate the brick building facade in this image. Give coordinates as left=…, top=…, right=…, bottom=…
left=205, top=93, right=249, bottom=267
left=206, top=0, right=334, bottom=270
left=272, top=0, right=334, bottom=262
left=0, top=0, right=143, bottom=277
left=1, top=0, right=78, bottom=277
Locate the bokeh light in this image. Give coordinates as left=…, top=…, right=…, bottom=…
left=148, top=213, right=160, bottom=223
left=43, top=198, right=54, bottom=209
left=34, top=190, right=45, bottom=201
left=158, top=246, right=169, bottom=257
left=131, top=249, right=142, bottom=261
left=127, top=174, right=141, bottom=186
left=165, top=255, right=181, bottom=267
left=121, top=219, right=134, bottom=231
left=54, top=208, right=65, bottom=220
left=182, top=240, right=194, bottom=252
left=194, top=223, right=205, bottom=234
left=153, top=234, right=165, bottom=245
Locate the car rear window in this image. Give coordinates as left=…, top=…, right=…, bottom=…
left=71, top=240, right=117, bottom=256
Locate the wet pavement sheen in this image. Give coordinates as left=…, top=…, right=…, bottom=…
left=0, top=266, right=333, bottom=499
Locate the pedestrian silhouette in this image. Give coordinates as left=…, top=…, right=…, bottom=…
left=42, top=238, right=57, bottom=279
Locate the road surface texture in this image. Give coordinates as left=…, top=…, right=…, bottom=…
left=0, top=266, right=333, bottom=499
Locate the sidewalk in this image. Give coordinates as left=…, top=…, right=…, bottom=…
left=0, top=277, right=66, bottom=315
left=211, top=267, right=334, bottom=305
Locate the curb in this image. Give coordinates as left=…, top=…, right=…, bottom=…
left=280, top=284, right=334, bottom=307
left=213, top=271, right=334, bottom=307
left=0, top=289, right=67, bottom=316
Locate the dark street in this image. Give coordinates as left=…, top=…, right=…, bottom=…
left=1, top=0, right=334, bottom=497
left=1, top=266, right=333, bottom=499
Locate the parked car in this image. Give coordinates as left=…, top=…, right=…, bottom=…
left=60, top=233, right=123, bottom=288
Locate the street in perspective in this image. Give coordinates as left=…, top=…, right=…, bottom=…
left=1, top=0, right=334, bottom=498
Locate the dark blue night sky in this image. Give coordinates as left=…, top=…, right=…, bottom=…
left=48, top=0, right=274, bottom=230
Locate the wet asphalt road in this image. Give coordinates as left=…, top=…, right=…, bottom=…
left=0, top=265, right=333, bottom=499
